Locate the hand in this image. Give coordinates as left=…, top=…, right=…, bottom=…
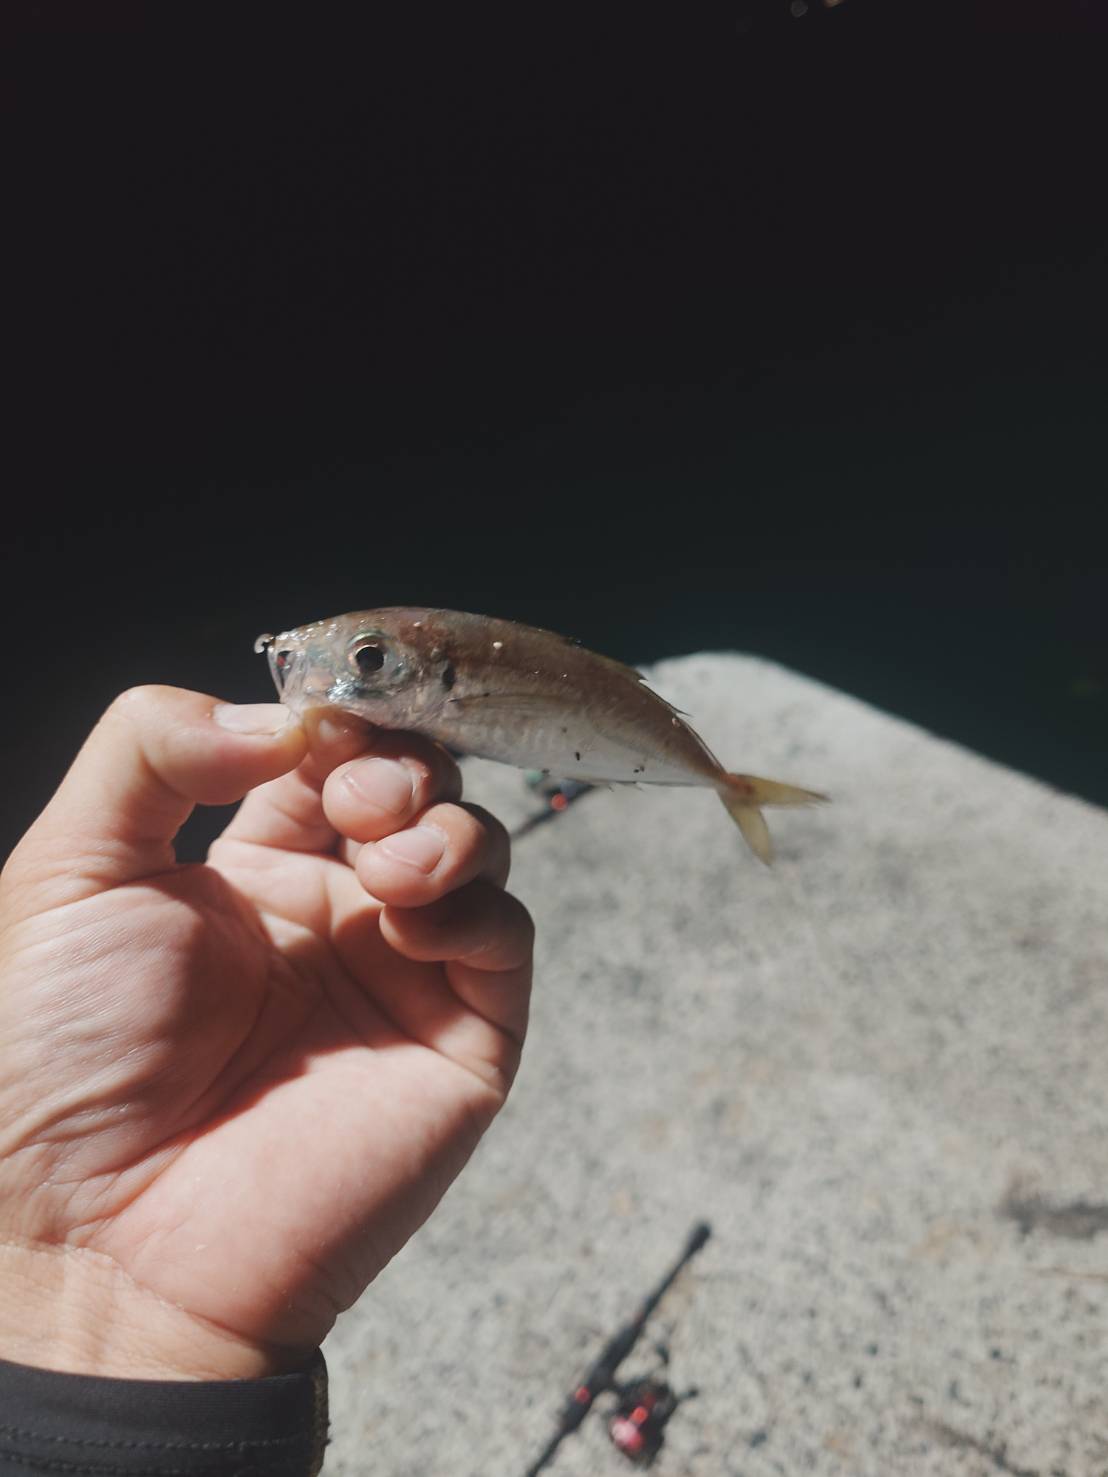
left=0, top=687, right=532, bottom=1380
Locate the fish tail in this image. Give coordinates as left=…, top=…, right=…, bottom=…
left=718, top=772, right=829, bottom=866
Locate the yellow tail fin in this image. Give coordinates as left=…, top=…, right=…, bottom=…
left=719, top=772, right=828, bottom=865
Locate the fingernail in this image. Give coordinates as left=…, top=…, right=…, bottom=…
left=377, top=825, right=447, bottom=873
left=213, top=702, right=294, bottom=734
left=344, top=757, right=415, bottom=814
left=310, top=712, right=371, bottom=748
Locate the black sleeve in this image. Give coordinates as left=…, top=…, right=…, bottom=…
left=0, top=1351, right=328, bottom=1475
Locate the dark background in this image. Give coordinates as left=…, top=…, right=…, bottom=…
left=5, top=1, right=1107, bottom=862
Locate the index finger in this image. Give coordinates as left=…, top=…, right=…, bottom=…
left=218, top=712, right=461, bottom=855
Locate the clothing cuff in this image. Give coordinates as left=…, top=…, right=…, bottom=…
left=0, top=1350, right=328, bottom=1475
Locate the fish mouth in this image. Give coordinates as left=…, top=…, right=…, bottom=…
left=254, top=633, right=291, bottom=694
left=255, top=632, right=335, bottom=713
left=270, top=648, right=291, bottom=694
left=255, top=632, right=303, bottom=700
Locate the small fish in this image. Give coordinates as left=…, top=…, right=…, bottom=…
left=254, top=608, right=827, bottom=863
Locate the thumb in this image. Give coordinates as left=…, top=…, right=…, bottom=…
left=2, top=686, right=307, bottom=911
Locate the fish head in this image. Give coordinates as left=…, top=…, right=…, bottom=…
left=254, top=608, right=449, bottom=726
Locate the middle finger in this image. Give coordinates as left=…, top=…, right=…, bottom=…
left=354, top=801, right=511, bottom=907
left=322, top=735, right=462, bottom=844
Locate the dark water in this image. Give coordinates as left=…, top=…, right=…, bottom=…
left=5, top=4, right=1106, bottom=861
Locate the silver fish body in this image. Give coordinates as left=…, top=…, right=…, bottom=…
left=255, top=607, right=826, bottom=861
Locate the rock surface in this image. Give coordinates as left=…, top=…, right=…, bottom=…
left=322, top=653, right=1108, bottom=1476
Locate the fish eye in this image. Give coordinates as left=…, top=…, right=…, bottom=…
left=348, top=636, right=395, bottom=682
left=354, top=645, right=385, bottom=676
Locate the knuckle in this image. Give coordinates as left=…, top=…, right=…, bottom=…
left=504, top=891, right=535, bottom=948
left=461, top=802, right=510, bottom=846
left=109, top=684, right=169, bottom=721
left=106, top=684, right=196, bottom=739
left=519, top=903, right=536, bottom=950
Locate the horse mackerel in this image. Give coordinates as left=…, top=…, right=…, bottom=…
left=255, top=607, right=827, bottom=863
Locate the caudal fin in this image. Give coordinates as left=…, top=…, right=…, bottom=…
left=719, top=772, right=828, bottom=865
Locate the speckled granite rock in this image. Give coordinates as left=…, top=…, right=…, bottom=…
left=321, top=653, right=1108, bottom=1476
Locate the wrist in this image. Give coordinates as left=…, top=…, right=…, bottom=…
left=0, top=1238, right=303, bottom=1381
left=0, top=1348, right=330, bottom=1477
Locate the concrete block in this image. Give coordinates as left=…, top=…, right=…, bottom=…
left=323, top=654, right=1108, bottom=1475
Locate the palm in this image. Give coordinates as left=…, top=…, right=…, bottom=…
left=0, top=701, right=528, bottom=1365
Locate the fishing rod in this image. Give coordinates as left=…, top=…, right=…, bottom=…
left=523, top=1221, right=711, bottom=1476
left=511, top=773, right=595, bottom=839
